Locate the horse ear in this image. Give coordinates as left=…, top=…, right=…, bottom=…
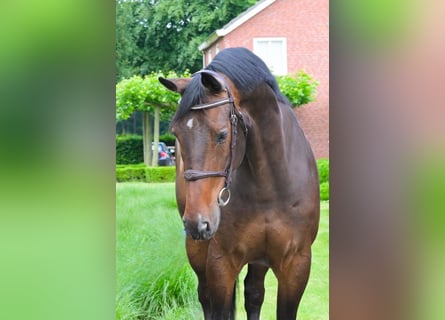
left=200, top=72, right=224, bottom=92
left=158, top=77, right=190, bottom=95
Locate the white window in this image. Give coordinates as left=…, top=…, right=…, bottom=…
left=253, top=38, right=287, bottom=75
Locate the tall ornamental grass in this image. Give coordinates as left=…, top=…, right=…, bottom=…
left=117, top=182, right=328, bottom=319
left=116, top=183, right=200, bottom=319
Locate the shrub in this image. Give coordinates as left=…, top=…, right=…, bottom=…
left=117, top=160, right=329, bottom=200
left=316, top=158, right=329, bottom=200
left=116, top=135, right=143, bottom=164
left=276, top=70, right=319, bottom=107
left=116, top=164, right=176, bottom=183
left=159, top=133, right=176, bottom=146
left=317, top=158, right=329, bottom=184
left=320, top=181, right=329, bottom=201
left=116, top=163, right=146, bottom=168
left=116, top=134, right=177, bottom=164
left=146, top=166, right=176, bottom=183
left=116, top=165, right=146, bottom=182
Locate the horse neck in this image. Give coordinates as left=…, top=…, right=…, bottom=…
left=238, top=86, right=296, bottom=188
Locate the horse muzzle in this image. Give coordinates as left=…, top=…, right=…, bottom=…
left=183, top=211, right=220, bottom=241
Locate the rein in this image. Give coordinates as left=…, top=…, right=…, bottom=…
left=183, top=70, right=248, bottom=207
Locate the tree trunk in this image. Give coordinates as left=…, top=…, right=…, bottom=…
left=152, top=106, right=160, bottom=166
left=142, top=111, right=152, bottom=166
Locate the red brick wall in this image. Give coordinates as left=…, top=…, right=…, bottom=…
left=295, top=103, right=329, bottom=159
left=204, top=0, right=329, bottom=159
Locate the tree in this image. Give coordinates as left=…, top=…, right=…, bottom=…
left=116, top=0, right=154, bottom=80
left=116, top=0, right=257, bottom=81
left=116, top=71, right=185, bottom=166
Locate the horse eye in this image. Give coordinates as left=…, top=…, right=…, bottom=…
left=216, top=130, right=228, bottom=144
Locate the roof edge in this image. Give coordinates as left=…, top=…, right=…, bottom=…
left=198, top=32, right=220, bottom=51
left=198, top=0, right=276, bottom=51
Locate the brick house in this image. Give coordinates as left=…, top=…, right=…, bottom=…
left=198, top=0, right=328, bottom=159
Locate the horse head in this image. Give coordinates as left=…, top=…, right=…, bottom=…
left=159, top=71, right=247, bottom=240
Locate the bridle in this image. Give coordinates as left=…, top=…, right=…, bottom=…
left=183, top=70, right=248, bottom=207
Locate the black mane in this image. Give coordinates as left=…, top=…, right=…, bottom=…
left=207, top=47, right=288, bottom=104
left=173, top=47, right=289, bottom=121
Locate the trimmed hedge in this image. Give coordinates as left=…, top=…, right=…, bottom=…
left=116, top=135, right=143, bottom=164
left=116, top=165, right=176, bottom=183
left=117, top=159, right=329, bottom=200
left=146, top=166, right=176, bottom=182
left=159, top=133, right=176, bottom=146
left=116, top=134, right=176, bottom=164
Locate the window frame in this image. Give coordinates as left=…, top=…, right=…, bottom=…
left=253, top=37, right=288, bottom=75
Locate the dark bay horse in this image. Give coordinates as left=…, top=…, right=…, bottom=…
left=159, top=47, right=319, bottom=320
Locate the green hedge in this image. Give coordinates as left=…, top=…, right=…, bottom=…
left=116, top=134, right=176, bottom=164
left=117, top=159, right=329, bottom=200
left=316, top=158, right=329, bottom=200
left=146, top=166, right=176, bottom=182
left=159, top=133, right=176, bottom=146
left=317, top=158, right=329, bottom=184
left=116, top=165, right=176, bottom=183
left=116, top=135, right=143, bottom=164
left=320, top=181, right=329, bottom=201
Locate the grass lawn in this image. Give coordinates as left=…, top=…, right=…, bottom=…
left=117, top=182, right=328, bottom=319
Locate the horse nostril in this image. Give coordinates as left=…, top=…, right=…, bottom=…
left=198, top=220, right=210, bottom=233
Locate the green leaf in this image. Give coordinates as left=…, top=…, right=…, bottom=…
left=276, top=70, right=319, bottom=107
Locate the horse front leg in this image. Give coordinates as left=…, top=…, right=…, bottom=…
left=185, top=238, right=212, bottom=319
left=206, top=250, right=240, bottom=320
left=275, top=249, right=311, bottom=320
left=197, top=273, right=212, bottom=319
left=244, top=263, right=268, bottom=320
